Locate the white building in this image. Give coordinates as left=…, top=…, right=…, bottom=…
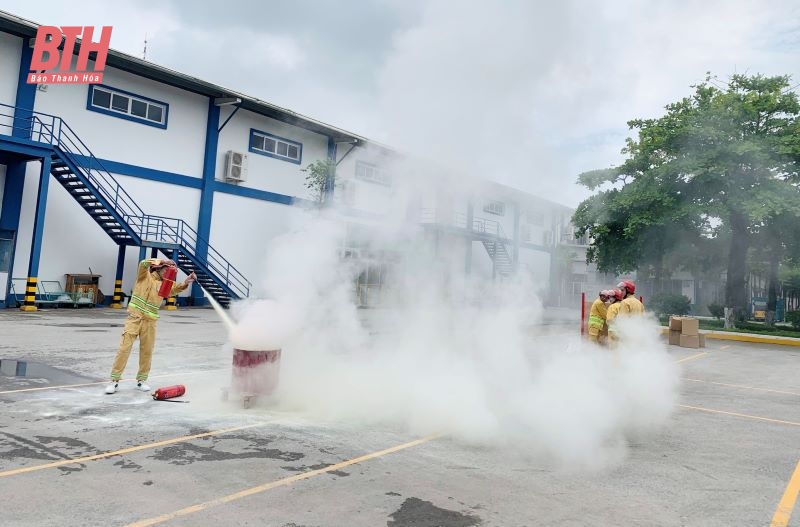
left=0, top=10, right=584, bottom=311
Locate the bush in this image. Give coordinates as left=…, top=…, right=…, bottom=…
left=786, top=311, right=800, bottom=330
left=649, top=293, right=692, bottom=316
left=707, top=303, right=724, bottom=320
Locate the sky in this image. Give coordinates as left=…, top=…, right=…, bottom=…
left=4, top=0, right=799, bottom=207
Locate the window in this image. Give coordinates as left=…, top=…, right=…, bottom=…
left=249, top=129, right=302, bottom=164
left=526, top=210, right=545, bottom=226
left=355, top=161, right=392, bottom=186
left=484, top=200, right=505, bottom=216
left=86, top=85, right=168, bottom=128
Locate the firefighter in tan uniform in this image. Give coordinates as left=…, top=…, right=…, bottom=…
left=617, top=280, right=645, bottom=315
left=587, top=290, right=613, bottom=344
left=105, top=259, right=196, bottom=394
left=607, top=281, right=645, bottom=343
left=605, top=289, right=625, bottom=343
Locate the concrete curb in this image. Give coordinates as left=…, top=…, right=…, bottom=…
left=660, top=327, right=800, bottom=347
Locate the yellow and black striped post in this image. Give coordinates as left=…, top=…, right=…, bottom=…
left=20, top=276, right=38, bottom=312
left=110, top=279, right=124, bottom=308
left=164, top=295, right=177, bottom=310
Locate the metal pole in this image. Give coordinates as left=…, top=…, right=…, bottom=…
left=581, top=291, right=586, bottom=337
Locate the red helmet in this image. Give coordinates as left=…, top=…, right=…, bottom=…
left=613, top=289, right=624, bottom=301
left=617, top=280, right=635, bottom=295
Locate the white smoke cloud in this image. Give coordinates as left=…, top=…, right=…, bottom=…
left=225, top=207, right=680, bottom=470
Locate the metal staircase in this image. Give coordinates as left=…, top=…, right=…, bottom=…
left=471, top=217, right=514, bottom=278
left=481, top=239, right=514, bottom=277
left=419, top=208, right=515, bottom=278
left=1, top=103, right=250, bottom=307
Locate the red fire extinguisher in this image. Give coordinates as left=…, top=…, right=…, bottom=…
left=157, top=265, right=178, bottom=298
left=152, top=384, right=187, bottom=401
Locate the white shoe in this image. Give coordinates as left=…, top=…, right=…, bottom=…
left=136, top=381, right=151, bottom=392
left=104, top=382, right=118, bottom=394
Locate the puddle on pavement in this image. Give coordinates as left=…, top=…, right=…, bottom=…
left=387, top=498, right=482, bottom=527
left=0, top=359, right=95, bottom=386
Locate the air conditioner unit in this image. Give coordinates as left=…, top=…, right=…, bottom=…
left=225, top=151, right=248, bottom=183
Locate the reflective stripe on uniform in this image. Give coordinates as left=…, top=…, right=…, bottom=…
left=588, top=314, right=605, bottom=328
left=129, top=294, right=160, bottom=319
left=131, top=294, right=159, bottom=309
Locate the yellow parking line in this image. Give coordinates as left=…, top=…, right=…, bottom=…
left=0, top=368, right=227, bottom=395
left=677, top=348, right=800, bottom=525
left=683, top=378, right=800, bottom=397
left=771, top=460, right=800, bottom=527
left=704, top=332, right=800, bottom=346
left=125, top=434, right=441, bottom=527
left=676, top=352, right=708, bottom=363
left=679, top=405, right=800, bottom=427
left=0, top=423, right=263, bottom=478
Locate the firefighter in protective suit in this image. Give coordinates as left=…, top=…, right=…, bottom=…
left=617, top=280, right=645, bottom=315
left=104, top=259, right=196, bottom=394
left=605, top=288, right=625, bottom=343
left=587, top=290, right=613, bottom=344
left=607, top=281, right=645, bottom=343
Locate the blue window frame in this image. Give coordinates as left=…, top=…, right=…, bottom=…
left=86, top=84, right=169, bottom=129
left=249, top=129, right=302, bottom=165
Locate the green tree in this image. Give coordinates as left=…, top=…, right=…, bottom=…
left=573, top=74, right=800, bottom=325
left=749, top=211, right=800, bottom=325
left=302, top=159, right=336, bottom=205
left=649, top=293, right=692, bottom=316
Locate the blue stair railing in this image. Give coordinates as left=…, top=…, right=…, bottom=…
left=125, top=214, right=250, bottom=296
left=0, top=103, right=251, bottom=299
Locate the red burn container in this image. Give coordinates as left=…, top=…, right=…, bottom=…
left=231, top=348, right=282, bottom=397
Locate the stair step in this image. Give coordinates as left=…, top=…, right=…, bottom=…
left=49, top=155, right=245, bottom=302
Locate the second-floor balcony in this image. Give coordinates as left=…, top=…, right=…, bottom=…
left=418, top=208, right=512, bottom=241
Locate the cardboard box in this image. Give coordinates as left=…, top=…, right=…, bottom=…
left=680, top=317, right=699, bottom=336
left=680, top=334, right=700, bottom=349
left=669, top=316, right=683, bottom=331
left=698, top=333, right=706, bottom=348
left=668, top=330, right=681, bottom=345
